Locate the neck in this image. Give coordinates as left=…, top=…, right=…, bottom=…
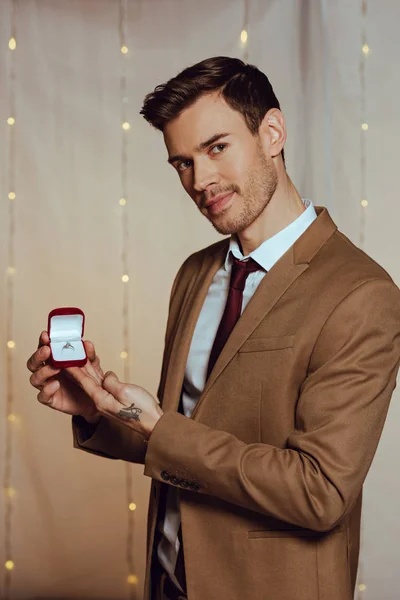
left=237, top=173, right=305, bottom=256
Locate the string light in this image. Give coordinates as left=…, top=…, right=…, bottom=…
left=4, top=487, right=16, bottom=499
left=357, top=2, right=368, bottom=596
left=241, top=0, right=250, bottom=61
left=3, top=3, right=18, bottom=598
left=119, top=1, right=137, bottom=597
left=358, top=0, right=368, bottom=254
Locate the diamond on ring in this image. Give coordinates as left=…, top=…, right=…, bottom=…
left=61, top=341, right=75, bottom=354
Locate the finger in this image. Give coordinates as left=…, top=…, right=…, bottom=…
left=30, top=364, right=61, bottom=389
left=37, top=330, right=49, bottom=349
left=83, top=341, right=103, bottom=379
left=27, top=330, right=50, bottom=373
left=64, top=365, right=108, bottom=405
left=83, top=340, right=96, bottom=362
left=65, top=359, right=103, bottom=386
left=102, top=371, right=127, bottom=400
left=37, top=379, right=60, bottom=407
left=27, top=343, right=52, bottom=374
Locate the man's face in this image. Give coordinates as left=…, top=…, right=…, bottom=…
left=164, top=92, right=278, bottom=237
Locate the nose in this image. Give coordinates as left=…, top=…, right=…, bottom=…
left=192, top=159, right=219, bottom=194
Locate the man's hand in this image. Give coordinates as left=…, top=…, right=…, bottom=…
left=27, top=331, right=103, bottom=422
left=64, top=365, right=164, bottom=438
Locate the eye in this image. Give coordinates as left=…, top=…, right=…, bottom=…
left=210, top=143, right=227, bottom=155
left=176, top=143, right=227, bottom=173
left=177, top=160, right=192, bottom=173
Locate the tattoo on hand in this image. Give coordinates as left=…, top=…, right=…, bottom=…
left=118, top=403, right=142, bottom=421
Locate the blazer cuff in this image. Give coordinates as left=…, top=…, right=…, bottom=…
left=143, top=411, right=205, bottom=492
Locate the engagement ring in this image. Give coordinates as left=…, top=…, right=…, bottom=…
left=61, top=341, right=75, bottom=354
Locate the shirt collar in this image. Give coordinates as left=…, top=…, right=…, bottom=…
left=224, top=198, right=317, bottom=272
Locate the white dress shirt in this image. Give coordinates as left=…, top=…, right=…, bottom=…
left=156, top=198, right=317, bottom=592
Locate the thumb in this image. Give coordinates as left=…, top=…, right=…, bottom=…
left=102, top=371, right=124, bottom=396
left=104, top=371, right=116, bottom=377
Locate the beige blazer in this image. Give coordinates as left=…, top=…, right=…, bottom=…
left=73, top=206, right=400, bottom=600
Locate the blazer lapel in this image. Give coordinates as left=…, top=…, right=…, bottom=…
left=161, top=246, right=225, bottom=413
left=161, top=206, right=337, bottom=416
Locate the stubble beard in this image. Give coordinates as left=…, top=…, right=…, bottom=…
left=207, top=151, right=278, bottom=236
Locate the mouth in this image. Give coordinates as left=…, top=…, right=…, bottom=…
left=206, top=192, right=235, bottom=215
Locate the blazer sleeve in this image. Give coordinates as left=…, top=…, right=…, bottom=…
left=72, top=414, right=148, bottom=463
left=143, top=278, right=400, bottom=532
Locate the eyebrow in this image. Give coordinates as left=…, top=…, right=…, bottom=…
left=167, top=132, right=231, bottom=165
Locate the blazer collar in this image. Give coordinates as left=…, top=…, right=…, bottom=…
left=293, top=206, right=337, bottom=264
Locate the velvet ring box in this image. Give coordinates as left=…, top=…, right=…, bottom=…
left=47, top=307, right=88, bottom=368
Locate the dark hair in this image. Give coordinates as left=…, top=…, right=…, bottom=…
left=140, top=56, right=285, bottom=163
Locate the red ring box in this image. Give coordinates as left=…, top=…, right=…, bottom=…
left=47, top=307, right=88, bottom=368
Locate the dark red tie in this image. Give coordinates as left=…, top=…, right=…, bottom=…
left=174, top=255, right=263, bottom=593
left=206, top=255, right=262, bottom=380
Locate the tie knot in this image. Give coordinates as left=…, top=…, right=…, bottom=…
left=230, top=255, right=261, bottom=291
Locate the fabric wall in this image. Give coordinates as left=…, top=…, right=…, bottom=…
left=0, top=1, right=398, bottom=598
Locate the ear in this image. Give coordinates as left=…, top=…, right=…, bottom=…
left=258, top=108, right=286, bottom=159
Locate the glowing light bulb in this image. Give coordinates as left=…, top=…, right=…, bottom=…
left=5, top=487, right=16, bottom=498
left=122, top=274, right=129, bottom=283
left=121, top=45, right=128, bottom=54
left=129, top=503, right=136, bottom=511
left=361, top=123, right=369, bottom=131
left=361, top=199, right=368, bottom=207
left=9, top=38, right=16, bottom=50
left=122, top=122, right=130, bottom=130
left=8, top=192, right=16, bottom=200
left=7, top=266, right=16, bottom=275
left=5, top=560, right=14, bottom=571
left=121, top=351, right=128, bottom=359
left=8, top=414, right=17, bottom=423
left=362, top=44, right=370, bottom=55
left=119, top=198, right=127, bottom=206
left=7, top=340, right=15, bottom=349
left=358, top=583, right=367, bottom=591
left=127, top=574, right=138, bottom=584
left=240, top=30, right=248, bottom=44
left=7, top=117, right=15, bottom=126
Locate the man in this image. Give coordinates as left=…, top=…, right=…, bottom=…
left=27, top=56, right=400, bottom=600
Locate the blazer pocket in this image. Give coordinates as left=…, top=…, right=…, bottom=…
left=238, top=335, right=295, bottom=353
left=248, top=523, right=343, bottom=539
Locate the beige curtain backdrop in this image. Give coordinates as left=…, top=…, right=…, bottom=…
left=0, top=1, right=398, bottom=598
